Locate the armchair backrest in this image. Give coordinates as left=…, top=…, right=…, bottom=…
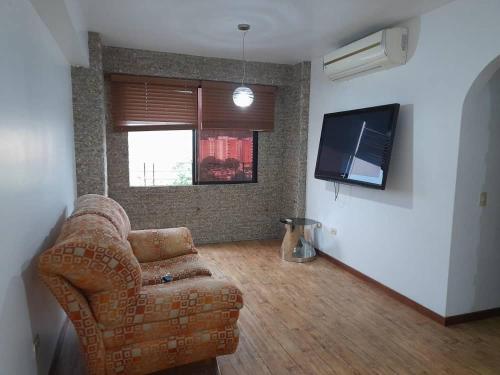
left=39, top=195, right=142, bottom=325
left=39, top=195, right=142, bottom=374
left=69, top=194, right=131, bottom=240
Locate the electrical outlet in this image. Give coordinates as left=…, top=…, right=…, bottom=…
left=33, top=334, right=40, bottom=360
left=329, top=227, right=338, bottom=236
left=480, top=192, right=488, bottom=207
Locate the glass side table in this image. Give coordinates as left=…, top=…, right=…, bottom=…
left=280, top=218, right=321, bottom=263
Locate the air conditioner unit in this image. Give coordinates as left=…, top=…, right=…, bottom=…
left=323, top=27, right=408, bottom=81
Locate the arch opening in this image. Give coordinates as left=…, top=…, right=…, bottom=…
left=447, top=55, right=500, bottom=316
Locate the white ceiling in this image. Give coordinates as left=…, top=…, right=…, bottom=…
left=86, top=0, right=454, bottom=64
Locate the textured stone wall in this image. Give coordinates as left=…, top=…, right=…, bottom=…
left=71, top=33, right=107, bottom=196
left=281, top=62, right=311, bottom=218
left=72, top=35, right=310, bottom=244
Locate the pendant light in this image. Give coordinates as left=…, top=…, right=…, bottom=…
left=233, top=24, right=254, bottom=108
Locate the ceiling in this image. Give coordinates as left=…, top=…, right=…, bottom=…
left=86, top=0, right=454, bottom=64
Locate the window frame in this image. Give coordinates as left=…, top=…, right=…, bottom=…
left=127, top=129, right=259, bottom=187
left=110, top=74, right=268, bottom=187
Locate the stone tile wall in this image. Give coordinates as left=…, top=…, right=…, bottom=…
left=71, top=33, right=107, bottom=196
left=72, top=33, right=310, bottom=243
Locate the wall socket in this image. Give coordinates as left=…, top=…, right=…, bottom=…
left=480, top=192, right=488, bottom=207
left=33, top=334, right=40, bottom=361
left=328, top=227, right=338, bottom=236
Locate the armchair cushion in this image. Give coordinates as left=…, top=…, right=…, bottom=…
left=140, top=254, right=212, bottom=286
left=128, top=227, right=196, bottom=263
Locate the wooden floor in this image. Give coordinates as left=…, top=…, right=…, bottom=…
left=198, top=240, right=500, bottom=375
left=54, top=240, right=500, bottom=374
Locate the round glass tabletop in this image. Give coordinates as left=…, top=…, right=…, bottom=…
left=280, top=217, right=320, bottom=226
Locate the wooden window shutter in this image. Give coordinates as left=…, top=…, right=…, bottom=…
left=110, top=74, right=200, bottom=131
left=201, top=81, right=276, bottom=131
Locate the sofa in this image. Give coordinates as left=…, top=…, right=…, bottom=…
left=38, top=194, right=243, bottom=374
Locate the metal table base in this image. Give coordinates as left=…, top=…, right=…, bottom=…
left=280, top=218, right=320, bottom=263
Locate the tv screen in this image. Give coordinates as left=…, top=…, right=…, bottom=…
left=315, top=104, right=400, bottom=190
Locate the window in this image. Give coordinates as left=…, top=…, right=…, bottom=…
left=110, top=74, right=273, bottom=187
left=128, top=130, right=193, bottom=187
left=198, top=130, right=257, bottom=183
left=127, top=130, right=257, bottom=186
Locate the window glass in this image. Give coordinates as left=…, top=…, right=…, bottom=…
left=198, top=130, right=256, bottom=183
left=128, top=130, right=193, bottom=186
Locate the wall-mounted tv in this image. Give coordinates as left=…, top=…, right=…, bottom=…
left=315, top=104, right=400, bottom=190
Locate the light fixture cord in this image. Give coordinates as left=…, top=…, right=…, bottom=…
left=241, top=30, right=247, bottom=86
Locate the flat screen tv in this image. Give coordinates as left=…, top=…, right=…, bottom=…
left=315, top=104, right=400, bottom=190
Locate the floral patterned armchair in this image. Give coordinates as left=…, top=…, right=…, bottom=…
left=38, top=194, right=243, bottom=374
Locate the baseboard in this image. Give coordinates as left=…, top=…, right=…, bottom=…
left=316, top=249, right=500, bottom=326
left=315, top=249, right=446, bottom=324
left=444, top=308, right=500, bottom=326
left=49, top=318, right=70, bottom=375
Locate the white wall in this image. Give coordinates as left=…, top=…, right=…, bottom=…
left=447, top=65, right=500, bottom=316
left=0, top=0, right=77, bottom=374
left=306, top=0, right=500, bottom=316
left=29, top=0, right=89, bottom=66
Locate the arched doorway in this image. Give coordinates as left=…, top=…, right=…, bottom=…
left=447, top=56, right=500, bottom=316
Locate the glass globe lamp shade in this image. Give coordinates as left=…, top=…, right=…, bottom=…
left=232, top=86, right=254, bottom=108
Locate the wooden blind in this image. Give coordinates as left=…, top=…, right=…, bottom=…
left=201, top=81, right=276, bottom=131
left=110, top=74, right=200, bottom=131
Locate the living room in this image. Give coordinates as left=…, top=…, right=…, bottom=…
left=1, top=0, right=500, bottom=374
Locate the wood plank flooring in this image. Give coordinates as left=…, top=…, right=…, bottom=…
left=53, top=240, right=500, bottom=374
left=198, top=240, right=500, bottom=375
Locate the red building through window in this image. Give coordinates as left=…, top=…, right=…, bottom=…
left=198, top=130, right=255, bottom=182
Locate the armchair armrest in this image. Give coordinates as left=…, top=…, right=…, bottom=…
left=124, top=278, right=243, bottom=326
left=128, top=227, right=196, bottom=262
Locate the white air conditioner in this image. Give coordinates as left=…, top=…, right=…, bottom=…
left=323, top=27, right=408, bottom=81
